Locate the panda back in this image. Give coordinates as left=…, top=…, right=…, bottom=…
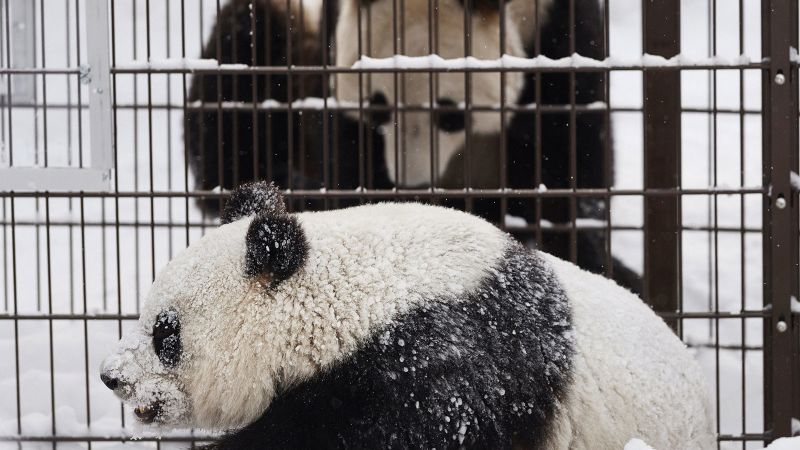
left=540, top=253, right=715, bottom=449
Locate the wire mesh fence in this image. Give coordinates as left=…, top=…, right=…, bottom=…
left=0, top=0, right=797, bottom=448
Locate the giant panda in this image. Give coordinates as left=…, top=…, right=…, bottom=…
left=184, top=0, right=640, bottom=293
left=333, top=0, right=641, bottom=292
left=100, top=181, right=714, bottom=449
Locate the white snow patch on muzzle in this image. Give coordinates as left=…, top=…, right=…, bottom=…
left=100, top=329, right=190, bottom=427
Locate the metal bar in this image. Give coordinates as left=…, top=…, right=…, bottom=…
left=85, top=0, right=113, bottom=179
left=9, top=0, right=35, bottom=103
left=0, top=168, right=113, bottom=191
left=0, top=310, right=771, bottom=321
left=762, top=0, right=798, bottom=440
left=108, top=61, right=769, bottom=75
left=0, top=186, right=769, bottom=199
left=642, top=0, right=681, bottom=331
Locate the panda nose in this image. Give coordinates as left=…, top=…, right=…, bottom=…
left=101, top=373, right=120, bottom=390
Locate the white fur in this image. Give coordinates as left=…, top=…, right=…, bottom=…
left=334, top=0, right=526, bottom=186
left=540, top=253, right=716, bottom=450
left=101, top=203, right=508, bottom=429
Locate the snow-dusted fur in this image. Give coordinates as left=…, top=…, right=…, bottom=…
left=101, top=201, right=507, bottom=429
left=101, top=184, right=713, bottom=447
left=541, top=253, right=716, bottom=449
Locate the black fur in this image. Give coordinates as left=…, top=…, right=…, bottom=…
left=221, top=181, right=287, bottom=224
left=153, top=310, right=181, bottom=367
left=245, top=214, right=308, bottom=281
left=204, top=244, right=574, bottom=449
left=185, top=0, right=392, bottom=215
left=506, top=0, right=641, bottom=294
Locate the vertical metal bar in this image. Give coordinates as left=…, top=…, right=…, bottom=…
left=79, top=194, right=91, bottom=448
left=109, top=0, right=125, bottom=429
left=642, top=0, right=680, bottom=331
left=85, top=0, right=113, bottom=180
left=10, top=0, right=35, bottom=103
left=4, top=0, right=14, bottom=167
left=738, top=2, right=746, bottom=443
left=710, top=2, right=721, bottom=445
left=38, top=0, right=48, bottom=168
left=44, top=195, right=55, bottom=448
left=568, top=0, right=577, bottom=264
left=10, top=194, right=20, bottom=435
left=761, top=0, right=798, bottom=441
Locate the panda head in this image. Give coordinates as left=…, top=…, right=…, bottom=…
left=99, top=182, right=309, bottom=429
left=334, top=0, right=527, bottom=187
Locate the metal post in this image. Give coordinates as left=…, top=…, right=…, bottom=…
left=9, top=0, right=35, bottom=103
left=85, top=0, right=114, bottom=177
left=761, top=0, right=798, bottom=441
left=642, top=0, right=681, bottom=331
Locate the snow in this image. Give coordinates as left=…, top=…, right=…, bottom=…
left=626, top=437, right=800, bottom=450
left=624, top=438, right=656, bottom=450
left=764, top=437, right=800, bottom=450
left=353, top=53, right=757, bottom=71
left=116, top=58, right=219, bottom=70
left=0, top=0, right=781, bottom=448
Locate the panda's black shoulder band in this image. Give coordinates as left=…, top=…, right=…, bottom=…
left=222, top=181, right=287, bottom=224
left=245, top=213, right=308, bottom=281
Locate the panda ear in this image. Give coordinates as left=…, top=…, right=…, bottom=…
left=221, top=181, right=287, bottom=224
left=245, top=213, right=308, bottom=281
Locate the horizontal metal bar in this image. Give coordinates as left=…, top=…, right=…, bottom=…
left=0, top=101, right=768, bottom=116
left=717, top=433, right=769, bottom=441
left=110, top=62, right=768, bottom=75
left=0, top=68, right=82, bottom=75
left=0, top=168, right=112, bottom=192
left=0, top=311, right=773, bottom=321
left=0, top=433, right=769, bottom=443
left=0, top=186, right=768, bottom=198
left=659, top=311, right=771, bottom=319
left=0, top=435, right=214, bottom=442
left=0, top=219, right=766, bottom=234
left=0, top=314, right=139, bottom=320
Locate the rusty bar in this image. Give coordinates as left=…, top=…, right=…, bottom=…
left=761, top=0, right=798, bottom=441
left=642, top=0, right=681, bottom=330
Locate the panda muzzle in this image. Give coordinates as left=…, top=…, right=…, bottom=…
left=133, top=402, right=162, bottom=423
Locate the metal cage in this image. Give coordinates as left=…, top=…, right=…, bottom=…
left=0, top=0, right=797, bottom=448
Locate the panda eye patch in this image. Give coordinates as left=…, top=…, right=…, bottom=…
left=153, top=310, right=181, bottom=367
left=435, top=98, right=465, bottom=132
left=368, top=91, right=391, bottom=125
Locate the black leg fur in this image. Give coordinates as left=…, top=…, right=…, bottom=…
left=505, top=0, right=641, bottom=292
left=185, top=0, right=392, bottom=215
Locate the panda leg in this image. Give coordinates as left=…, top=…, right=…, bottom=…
left=185, top=0, right=325, bottom=216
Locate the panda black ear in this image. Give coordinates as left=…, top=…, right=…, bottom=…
left=245, top=213, right=308, bottom=281
left=221, top=181, right=287, bottom=224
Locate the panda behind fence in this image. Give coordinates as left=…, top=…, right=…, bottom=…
left=184, top=0, right=641, bottom=293
left=100, top=181, right=714, bottom=449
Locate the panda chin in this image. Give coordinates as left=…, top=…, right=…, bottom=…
left=133, top=402, right=162, bottom=424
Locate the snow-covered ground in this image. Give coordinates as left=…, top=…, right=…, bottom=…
left=0, top=0, right=781, bottom=448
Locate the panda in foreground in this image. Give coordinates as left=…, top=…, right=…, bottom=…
left=100, top=182, right=714, bottom=449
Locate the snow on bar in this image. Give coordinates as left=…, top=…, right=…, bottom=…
left=349, top=53, right=758, bottom=70
left=115, top=53, right=761, bottom=72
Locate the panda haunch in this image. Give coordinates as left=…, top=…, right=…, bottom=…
left=101, top=182, right=713, bottom=449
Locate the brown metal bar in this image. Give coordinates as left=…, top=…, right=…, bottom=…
left=108, top=62, right=769, bottom=75
left=762, top=0, right=799, bottom=441
left=642, top=0, right=681, bottom=330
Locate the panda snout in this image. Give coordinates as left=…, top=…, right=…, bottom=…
left=100, top=372, right=121, bottom=391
